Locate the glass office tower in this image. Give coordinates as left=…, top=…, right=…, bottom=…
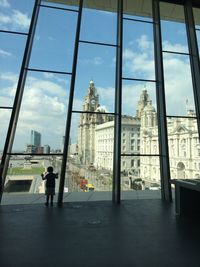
left=31, top=130, right=41, bottom=147
left=1, top=0, right=200, bottom=205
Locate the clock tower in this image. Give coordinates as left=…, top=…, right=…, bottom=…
left=78, top=80, right=108, bottom=165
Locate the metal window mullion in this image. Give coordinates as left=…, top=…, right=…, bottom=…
left=57, top=0, right=83, bottom=206
left=184, top=1, right=200, bottom=140
left=152, top=0, right=172, bottom=202
left=112, top=0, right=123, bottom=204
left=0, top=0, right=41, bottom=203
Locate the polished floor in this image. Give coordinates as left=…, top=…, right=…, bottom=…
left=0, top=199, right=200, bottom=267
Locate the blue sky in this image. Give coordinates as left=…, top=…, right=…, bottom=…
left=0, top=0, right=197, bottom=151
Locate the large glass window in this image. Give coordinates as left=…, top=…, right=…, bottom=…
left=12, top=71, right=70, bottom=152
left=29, top=6, right=77, bottom=72
left=121, top=1, right=160, bottom=198
left=161, top=2, right=197, bottom=186
left=2, top=0, right=200, bottom=205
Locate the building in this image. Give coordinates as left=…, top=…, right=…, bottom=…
left=78, top=80, right=112, bottom=165
left=43, top=145, right=50, bottom=154
left=31, top=130, right=41, bottom=147
left=140, top=102, right=200, bottom=185
left=95, top=116, right=141, bottom=171
left=26, top=144, right=37, bottom=154
left=78, top=83, right=151, bottom=173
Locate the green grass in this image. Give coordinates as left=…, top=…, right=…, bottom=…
left=7, top=166, right=45, bottom=175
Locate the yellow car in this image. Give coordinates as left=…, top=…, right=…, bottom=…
left=83, top=183, right=95, bottom=192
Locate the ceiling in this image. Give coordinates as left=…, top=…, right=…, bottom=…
left=44, top=0, right=200, bottom=24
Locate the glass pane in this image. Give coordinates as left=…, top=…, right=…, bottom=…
left=123, top=0, right=153, bottom=21
left=80, top=6, right=117, bottom=44
left=73, top=43, right=116, bottom=112
left=122, top=80, right=159, bottom=155
left=122, top=80, right=156, bottom=116
left=121, top=155, right=161, bottom=191
left=2, top=155, right=62, bottom=204
left=0, top=33, right=26, bottom=106
left=29, top=6, right=77, bottom=72
left=160, top=2, right=188, bottom=53
left=163, top=53, right=195, bottom=116
left=0, top=0, right=34, bottom=32
left=12, top=71, right=70, bottom=152
left=0, top=108, right=11, bottom=151
left=65, top=113, right=114, bottom=195
left=167, top=117, right=200, bottom=180
left=123, top=19, right=155, bottom=80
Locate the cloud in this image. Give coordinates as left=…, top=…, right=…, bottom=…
left=80, top=56, right=103, bottom=66
left=96, top=86, right=115, bottom=112
left=12, top=10, right=30, bottom=29
left=0, top=9, right=30, bottom=30
left=0, top=73, right=70, bottom=149
left=162, top=41, right=188, bottom=53
left=0, top=48, right=12, bottom=57
left=0, top=13, right=11, bottom=24
left=0, top=72, right=18, bottom=83
left=0, top=0, right=10, bottom=7
left=123, top=34, right=194, bottom=116
left=0, top=33, right=196, bottom=150
left=136, top=35, right=153, bottom=51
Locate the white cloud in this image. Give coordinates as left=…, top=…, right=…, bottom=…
left=162, top=40, right=188, bottom=53
left=123, top=47, right=155, bottom=79
left=136, top=35, right=153, bottom=51
left=80, top=56, right=103, bottom=66
left=0, top=9, right=30, bottom=30
left=0, top=48, right=12, bottom=57
left=0, top=0, right=10, bottom=7
left=0, top=13, right=11, bottom=24
left=0, top=72, right=18, bottom=83
left=123, top=35, right=194, bottom=116
left=0, top=73, right=70, bottom=149
left=12, top=10, right=30, bottom=29
left=43, top=73, right=55, bottom=79
left=97, top=86, right=115, bottom=112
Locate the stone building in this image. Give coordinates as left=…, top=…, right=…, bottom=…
left=78, top=80, right=112, bottom=165
left=140, top=97, right=200, bottom=185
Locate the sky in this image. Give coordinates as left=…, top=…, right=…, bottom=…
left=0, top=0, right=198, bottom=151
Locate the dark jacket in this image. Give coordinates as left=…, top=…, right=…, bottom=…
left=43, top=172, right=57, bottom=188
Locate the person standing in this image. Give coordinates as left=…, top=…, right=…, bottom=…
left=41, top=166, right=58, bottom=206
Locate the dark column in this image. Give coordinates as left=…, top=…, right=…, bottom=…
left=57, top=0, right=83, bottom=206
left=184, top=1, right=200, bottom=141
left=0, top=0, right=41, bottom=203
left=112, top=0, right=123, bottom=204
left=152, top=0, right=172, bottom=202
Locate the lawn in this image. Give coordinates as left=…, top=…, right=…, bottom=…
left=7, top=166, right=45, bottom=175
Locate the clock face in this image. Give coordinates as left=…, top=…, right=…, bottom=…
left=91, top=99, right=95, bottom=105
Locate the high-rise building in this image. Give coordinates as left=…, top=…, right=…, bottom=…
left=31, top=130, right=41, bottom=147
left=44, top=145, right=50, bottom=154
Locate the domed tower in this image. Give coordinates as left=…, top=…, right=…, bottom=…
left=141, top=100, right=157, bottom=128
left=136, top=89, right=152, bottom=118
